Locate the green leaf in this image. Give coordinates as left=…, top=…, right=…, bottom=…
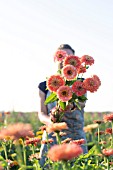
left=78, top=95, right=88, bottom=102
left=44, top=92, right=57, bottom=105
left=0, top=155, right=5, bottom=161
left=75, top=99, right=81, bottom=110
left=59, top=101, right=66, bottom=110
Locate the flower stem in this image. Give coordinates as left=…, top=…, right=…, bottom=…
left=23, top=144, right=26, bottom=166
left=56, top=131, right=61, bottom=144
left=98, top=126, right=100, bottom=143
left=107, top=158, right=109, bottom=170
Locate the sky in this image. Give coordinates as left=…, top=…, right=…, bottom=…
left=0, top=0, right=113, bottom=112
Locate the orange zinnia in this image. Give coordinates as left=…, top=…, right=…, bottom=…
left=57, top=86, right=72, bottom=102
left=72, top=80, right=86, bottom=96
left=62, top=64, right=77, bottom=81
left=63, top=55, right=81, bottom=70
left=80, top=55, right=94, bottom=66
left=47, top=143, right=83, bottom=161
left=47, top=75, right=65, bottom=92
left=46, top=122, right=68, bottom=133
left=54, top=50, right=68, bottom=62
left=0, top=123, right=34, bottom=140
left=102, top=148, right=113, bottom=156
left=103, top=113, right=113, bottom=122
left=70, top=139, right=86, bottom=145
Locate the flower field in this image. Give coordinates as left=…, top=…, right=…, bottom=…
left=0, top=111, right=113, bottom=170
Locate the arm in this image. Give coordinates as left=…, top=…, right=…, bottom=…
left=37, top=89, right=51, bottom=125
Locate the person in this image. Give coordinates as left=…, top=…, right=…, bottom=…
left=37, top=44, right=88, bottom=168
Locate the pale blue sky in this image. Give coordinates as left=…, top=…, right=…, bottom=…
left=0, top=0, right=113, bottom=112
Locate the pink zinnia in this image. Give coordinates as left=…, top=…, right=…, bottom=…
left=47, top=75, right=65, bottom=92
left=57, top=86, right=72, bottom=102
left=83, top=77, right=99, bottom=93
left=102, top=148, right=113, bottom=156
left=62, top=64, right=77, bottom=81
left=70, top=139, right=86, bottom=145
left=47, top=143, right=83, bottom=161
left=72, top=80, right=86, bottom=96
left=77, top=65, right=86, bottom=74
left=54, top=50, right=68, bottom=62
left=80, top=55, right=94, bottom=66
left=63, top=55, right=81, bottom=70
left=103, top=113, right=113, bottom=122
left=92, top=75, right=101, bottom=87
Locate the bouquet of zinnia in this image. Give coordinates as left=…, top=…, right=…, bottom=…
left=45, top=50, right=101, bottom=123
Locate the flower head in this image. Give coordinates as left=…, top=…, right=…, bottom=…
left=105, top=128, right=112, bottom=135
left=47, top=75, right=65, bottom=92
left=103, top=113, right=113, bottom=122
left=83, top=77, right=99, bottom=93
left=54, top=50, right=68, bottom=62
left=70, top=139, right=86, bottom=145
left=47, top=143, right=83, bottom=161
left=62, top=64, right=77, bottom=81
left=92, top=75, right=101, bottom=87
left=77, top=65, right=86, bottom=74
left=46, top=122, right=68, bottom=133
left=72, top=80, right=86, bottom=96
left=63, top=55, right=81, bottom=70
left=0, top=123, right=34, bottom=140
left=102, top=148, right=113, bottom=156
left=25, top=137, right=41, bottom=146
left=57, top=86, right=72, bottom=102
left=83, top=123, right=98, bottom=133
left=80, top=55, right=94, bottom=66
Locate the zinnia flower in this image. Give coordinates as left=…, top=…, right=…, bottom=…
left=105, top=128, right=112, bottom=134
left=62, top=64, right=77, bottom=81
left=47, top=143, right=83, bottom=161
left=93, top=120, right=104, bottom=124
left=77, top=65, right=86, bottom=74
left=29, top=153, right=40, bottom=161
left=46, top=122, right=68, bottom=133
left=57, top=86, right=72, bottom=102
left=92, top=75, right=101, bottom=87
left=83, top=77, right=99, bottom=92
left=47, top=75, right=65, bottom=92
left=54, top=50, right=68, bottom=62
left=70, top=139, right=86, bottom=145
left=0, top=123, right=34, bottom=140
left=83, top=123, right=98, bottom=133
left=63, top=55, right=81, bottom=70
left=95, top=131, right=105, bottom=136
left=103, top=113, right=113, bottom=122
left=80, top=55, right=94, bottom=66
left=72, top=80, right=86, bottom=96
left=25, top=137, right=41, bottom=146
left=102, top=148, right=113, bottom=156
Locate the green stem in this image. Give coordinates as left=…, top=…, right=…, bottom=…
left=3, top=144, right=9, bottom=170
left=62, top=161, right=68, bottom=170
left=32, top=144, right=35, bottom=154
left=56, top=131, right=61, bottom=144
left=23, top=144, right=26, bottom=166
left=98, top=126, right=100, bottom=143
left=107, top=158, right=109, bottom=170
